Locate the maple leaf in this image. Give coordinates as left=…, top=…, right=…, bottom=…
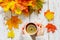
left=44, top=10, right=54, bottom=21
left=8, top=30, right=15, bottom=39
left=6, top=16, right=22, bottom=30
left=46, top=23, right=57, bottom=33
left=0, top=0, right=44, bottom=16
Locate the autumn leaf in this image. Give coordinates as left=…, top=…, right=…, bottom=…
left=44, top=10, right=54, bottom=21
left=15, top=7, right=22, bottom=15
left=22, top=8, right=29, bottom=17
left=8, top=30, right=15, bottom=39
left=46, top=23, right=57, bottom=33
left=6, top=16, right=22, bottom=30
left=0, top=0, right=3, bottom=2
left=0, top=0, right=44, bottom=15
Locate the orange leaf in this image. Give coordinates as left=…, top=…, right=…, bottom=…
left=46, top=23, right=57, bottom=33
left=6, top=16, right=22, bottom=30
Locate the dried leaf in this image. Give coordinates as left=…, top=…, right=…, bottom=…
left=8, top=30, right=15, bottom=38
left=36, top=0, right=44, bottom=10
left=0, top=0, right=44, bottom=15
left=15, top=8, right=22, bottom=15
left=44, top=10, right=54, bottom=21
left=46, top=23, right=57, bottom=33
left=6, top=16, right=22, bottom=30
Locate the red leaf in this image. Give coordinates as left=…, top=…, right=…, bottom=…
left=46, top=23, right=57, bottom=33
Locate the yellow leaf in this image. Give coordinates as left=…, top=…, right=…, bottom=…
left=0, top=0, right=3, bottom=2
left=10, top=1, right=15, bottom=6
left=3, top=1, right=15, bottom=12
left=8, top=30, right=15, bottom=38
left=4, top=7, right=9, bottom=12
left=3, top=2, right=11, bottom=12
left=44, top=10, right=54, bottom=21
left=15, top=8, right=22, bottom=15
